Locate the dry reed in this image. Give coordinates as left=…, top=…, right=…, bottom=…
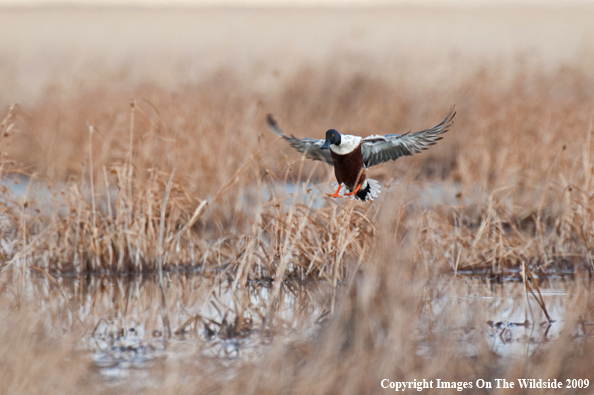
left=1, top=59, right=594, bottom=394
left=1, top=65, right=594, bottom=280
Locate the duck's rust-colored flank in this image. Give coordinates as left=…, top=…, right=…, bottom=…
left=330, top=141, right=366, bottom=191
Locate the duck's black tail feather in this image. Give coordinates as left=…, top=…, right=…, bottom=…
left=356, top=183, right=371, bottom=201
left=357, top=179, right=380, bottom=201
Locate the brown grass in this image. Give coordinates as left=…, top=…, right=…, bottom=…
left=2, top=64, right=594, bottom=278
left=1, top=56, right=594, bottom=394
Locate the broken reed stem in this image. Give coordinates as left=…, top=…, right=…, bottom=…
left=122, top=99, right=136, bottom=271
left=157, top=168, right=176, bottom=340
left=0, top=104, right=15, bottom=176
left=521, top=261, right=552, bottom=324
left=89, top=125, right=100, bottom=271
left=268, top=203, right=297, bottom=314
left=19, top=171, right=33, bottom=264
left=73, top=160, right=86, bottom=268
left=128, top=99, right=135, bottom=180
left=102, top=165, right=115, bottom=267
left=103, top=166, right=113, bottom=221
left=167, top=199, right=208, bottom=243
left=522, top=261, right=530, bottom=324
left=524, top=264, right=552, bottom=323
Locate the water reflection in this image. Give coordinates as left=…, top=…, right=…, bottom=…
left=418, top=276, right=577, bottom=360
left=59, top=273, right=331, bottom=381
left=1, top=269, right=586, bottom=385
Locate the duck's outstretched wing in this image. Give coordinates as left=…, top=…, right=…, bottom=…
left=361, top=107, right=455, bottom=168
left=266, top=114, right=334, bottom=165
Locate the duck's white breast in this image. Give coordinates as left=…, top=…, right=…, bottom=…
left=330, top=135, right=362, bottom=155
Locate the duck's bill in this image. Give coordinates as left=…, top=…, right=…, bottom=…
left=320, top=140, right=331, bottom=150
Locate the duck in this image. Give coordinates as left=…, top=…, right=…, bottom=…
left=266, top=107, right=455, bottom=201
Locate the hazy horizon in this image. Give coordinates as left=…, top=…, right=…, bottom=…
left=2, top=0, right=594, bottom=6
left=2, top=2, right=594, bottom=106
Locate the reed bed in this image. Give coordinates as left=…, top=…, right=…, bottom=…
left=3, top=4, right=594, bottom=392
left=3, top=65, right=594, bottom=280
left=0, top=59, right=594, bottom=394
left=1, top=98, right=375, bottom=286
left=2, top=160, right=374, bottom=284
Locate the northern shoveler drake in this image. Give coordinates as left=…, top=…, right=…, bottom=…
left=267, top=107, right=455, bottom=201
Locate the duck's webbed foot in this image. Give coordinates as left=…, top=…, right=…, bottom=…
left=326, top=184, right=343, bottom=198
left=344, top=184, right=361, bottom=196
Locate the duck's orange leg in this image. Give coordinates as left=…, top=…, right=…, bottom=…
left=344, top=184, right=361, bottom=196
left=326, top=184, right=343, bottom=198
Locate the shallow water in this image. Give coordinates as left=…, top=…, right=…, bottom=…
left=0, top=268, right=583, bottom=387
left=419, top=277, right=573, bottom=359
left=25, top=272, right=332, bottom=383
left=1, top=172, right=462, bottom=214
left=0, top=174, right=588, bottom=387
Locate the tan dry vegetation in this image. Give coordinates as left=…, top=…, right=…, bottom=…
left=1, top=64, right=594, bottom=278
left=1, top=4, right=594, bottom=394
left=1, top=42, right=594, bottom=393
left=1, top=225, right=593, bottom=395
